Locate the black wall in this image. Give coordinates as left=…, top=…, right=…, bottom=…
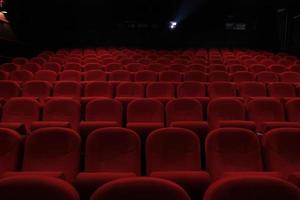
left=4, top=0, right=300, bottom=53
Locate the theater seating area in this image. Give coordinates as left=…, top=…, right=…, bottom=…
left=1, top=48, right=300, bottom=200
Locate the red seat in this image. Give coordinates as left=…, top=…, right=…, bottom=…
left=34, top=70, right=58, bottom=82
left=208, top=71, right=230, bottom=82
left=290, top=65, right=300, bottom=73
left=280, top=72, right=300, bottom=83
left=83, top=82, right=113, bottom=99
left=147, top=63, right=167, bottom=72
left=0, top=128, right=21, bottom=175
left=184, top=71, right=207, bottom=82
left=209, top=64, right=227, bottom=72
left=146, top=82, right=175, bottom=104
left=0, top=81, right=20, bottom=99
left=0, top=63, right=18, bottom=72
left=208, top=98, right=255, bottom=131
left=22, top=63, right=41, bottom=73
left=231, top=72, right=255, bottom=83
left=74, top=128, right=140, bottom=200
left=64, top=63, right=82, bottom=71
left=83, top=63, right=102, bottom=71
left=205, top=128, right=273, bottom=180
left=109, top=70, right=131, bottom=82
left=169, top=64, right=188, bottom=72
left=43, top=62, right=62, bottom=73
left=80, top=99, right=123, bottom=139
left=10, top=70, right=34, bottom=82
left=59, top=70, right=82, bottom=82
left=105, top=63, right=123, bottom=72
left=247, top=98, right=300, bottom=133
left=30, top=57, right=47, bottom=65
left=127, top=99, right=164, bottom=139
left=2, top=128, right=81, bottom=182
left=189, top=64, right=206, bottom=72
left=0, top=70, right=8, bottom=80
left=90, top=177, right=191, bottom=200
left=228, top=64, right=247, bottom=73
left=262, top=128, right=300, bottom=183
left=12, top=57, right=29, bottom=65
left=166, top=98, right=208, bottom=142
left=159, top=71, right=182, bottom=82
left=286, top=99, right=300, bottom=123
left=22, top=81, right=52, bottom=99
left=249, top=64, right=267, bottom=73
left=84, top=70, right=106, bottom=82
left=31, top=98, right=81, bottom=131
left=0, top=98, right=41, bottom=134
left=268, top=83, right=296, bottom=98
left=0, top=176, right=80, bottom=200
left=256, top=71, right=279, bottom=83
left=204, top=176, right=300, bottom=200
left=208, top=82, right=237, bottom=98
left=115, top=82, right=144, bottom=106
left=177, top=82, right=206, bottom=98
left=135, top=70, right=157, bottom=82
left=126, top=63, right=145, bottom=72
left=269, top=64, right=287, bottom=73
left=53, top=81, right=81, bottom=98
left=147, top=128, right=210, bottom=199
left=238, top=82, right=267, bottom=98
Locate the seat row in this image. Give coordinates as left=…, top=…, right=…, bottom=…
left=1, top=175, right=300, bottom=200
left=1, top=127, right=300, bottom=200
left=1, top=80, right=300, bottom=100
left=3, top=69, right=300, bottom=83
left=1, top=97, right=300, bottom=137
left=2, top=60, right=300, bottom=73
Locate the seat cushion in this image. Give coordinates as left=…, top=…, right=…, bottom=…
left=150, top=171, right=211, bottom=200
left=74, top=172, right=136, bottom=200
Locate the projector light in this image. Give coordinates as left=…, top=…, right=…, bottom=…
left=169, top=21, right=177, bottom=30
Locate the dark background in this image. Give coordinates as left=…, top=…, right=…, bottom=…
left=1, top=0, right=300, bottom=56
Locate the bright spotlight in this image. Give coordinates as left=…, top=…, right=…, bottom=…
left=169, top=21, right=177, bottom=30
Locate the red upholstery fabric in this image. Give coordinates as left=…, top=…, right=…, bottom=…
left=280, top=72, right=300, bottom=83
left=0, top=81, right=20, bottom=99
left=75, top=127, right=140, bottom=200
left=22, top=128, right=81, bottom=182
left=59, top=70, right=82, bottom=82
left=90, top=177, right=191, bottom=200
left=247, top=98, right=300, bottom=133
left=204, top=176, right=300, bottom=200
left=159, top=71, right=182, bottom=82
left=208, top=82, right=236, bottom=98
left=208, top=98, right=255, bottom=131
left=147, top=128, right=210, bottom=199
left=256, top=71, right=279, bottom=83
left=262, top=128, right=300, bottom=178
left=184, top=71, right=207, bottom=82
left=0, top=128, right=21, bottom=175
left=53, top=81, right=81, bottom=98
left=22, top=81, right=52, bottom=98
left=80, top=99, right=122, bottom=139
left=127, top=99, right=164, bottom=138
left=208, top=71, right=230, bottom=82
left=34, top=70, right=58, bottom=82
left=268, top=83, right=296, bottom=98
left=238, top=82, right=267, bottom=98
left=1, top=98, right=41, bottom=132
left=206, top=128, right=264, bottom=180
left=0, top=175, right=80, bottom=200
left=10, top=70, right=34, bottom=82
left=231, top=72, right=255, bottom=83
left=84, top=70, right=106, bottom=81
left=135, top=70, right=157, bottom=82
left=32, top=98, right=81, bottom=131
left=166, top=98, right=208, bottom=141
